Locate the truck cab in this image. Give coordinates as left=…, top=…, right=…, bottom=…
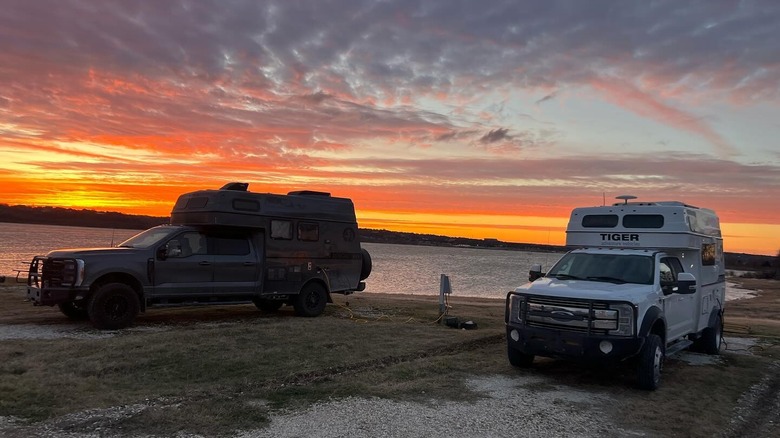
left=505, top=197, right=725, bottom=390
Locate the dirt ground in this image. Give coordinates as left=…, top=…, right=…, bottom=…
left=1, top=279, right=779, bottom=437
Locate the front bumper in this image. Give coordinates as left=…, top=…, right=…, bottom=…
left=506, top=324, right=644, bottom=363
left=27, top=286, right=89, bottom=306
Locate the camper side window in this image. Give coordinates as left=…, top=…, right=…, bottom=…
left=702, top=243, right=717, bottom=266
left=270, top=220, right=293, bottom=240
left=298, top=222, right=319, bottom=242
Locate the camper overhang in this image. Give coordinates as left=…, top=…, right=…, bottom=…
left=566, top=202, right=722, bottom=250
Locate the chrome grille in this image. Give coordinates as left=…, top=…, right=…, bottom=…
left=523, top=295, right=612, bottom=334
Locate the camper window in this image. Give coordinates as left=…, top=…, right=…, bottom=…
left=623, top=214, right=664, bottom=228
left=298, top=222, right=319, bottom=242
left=702, top=243, right=716, bottom=266
left=232, top=199, right=261, bottom=212
left=185, top=197, right=209, bottom=209
left=270, top=220, right=293, bottom=240
left=582, top=215, right=619, bottom=228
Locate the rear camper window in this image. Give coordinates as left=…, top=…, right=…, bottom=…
left=623, top=214, right=664, bottom=228
left=185, top=197, right=209, bottom=209
left=297, top=222, right=319, bottom=242
left=270, top=220, right=293, bottom=240
left=582, top=215, right=619, bottom=228
left=232, top=199, right=260, bottom=212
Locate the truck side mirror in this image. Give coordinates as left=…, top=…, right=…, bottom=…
left=529, top=264, right=544, bottom=282
left=156, top=246, right=168, bottom=260
left=676, top=272, right=697, bottom=294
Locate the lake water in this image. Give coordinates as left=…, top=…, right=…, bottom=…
left=0, top=222, right=559, bottom=298
left=0, top=222, right=753, bottom=300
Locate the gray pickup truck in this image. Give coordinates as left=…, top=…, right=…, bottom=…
left=27, top=183, right=372, bottom=329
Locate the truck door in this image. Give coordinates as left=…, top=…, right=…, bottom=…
left=210, top=232, right=261, bottom=295
left=659, top=256, right=697, bottom=341
left=153, top=231, right=213, bottom=296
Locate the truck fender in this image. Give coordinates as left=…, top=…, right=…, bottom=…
left=706, top=307, right=723, bottom=330
left=638, top=306, right=666, bottom=342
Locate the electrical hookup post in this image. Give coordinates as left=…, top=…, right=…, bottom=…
left=439, top=274, right=452, bottom=320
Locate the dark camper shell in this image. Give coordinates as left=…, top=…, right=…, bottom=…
left=171, top=182, right=371, bottom=296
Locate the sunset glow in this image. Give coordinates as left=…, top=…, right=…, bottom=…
left=1, top=1, right=778, bottom=255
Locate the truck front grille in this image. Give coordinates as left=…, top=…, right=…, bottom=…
left=519, top=295, right=613, bottom=335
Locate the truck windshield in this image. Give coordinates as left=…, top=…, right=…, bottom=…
left=547, top=253, right=654, bottom=285
left=118, top=226, right=180, bottom=249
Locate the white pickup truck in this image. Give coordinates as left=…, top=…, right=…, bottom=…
left=505, top=196, right=725, bottom=390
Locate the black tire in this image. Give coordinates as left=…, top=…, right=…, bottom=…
left=359, top=248, right=372, bottom=280
left=637, top=334, right=664, bottom=390
left=293, top=283, right=327, bottom=317
left=253, top=298, right=284, bottom=313
left=58, top=300, right=89, bottom=320
left=507, top=345, right=534, bottom=367
left=701, top=314, right=723, bottom=355
left=88, top=283, right=140, bottom=330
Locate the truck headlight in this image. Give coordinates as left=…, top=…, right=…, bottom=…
left=507, top=295, right=525, bottom=324
left=62, top=259, right=85, bottom=287
left=608, top=303, right=635, bottom=336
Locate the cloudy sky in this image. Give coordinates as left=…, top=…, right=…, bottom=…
left=1, top=0, right=778, bottom=255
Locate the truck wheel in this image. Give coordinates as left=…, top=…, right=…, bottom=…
left=637, top=334, right=664, bottom=390
left=360, top=248, right=372, bottom=280
left=294, top=283, right=327, bottom=317
left=507, top=345, right=534, bottom=367
left=701, top=314, right=723, bottom=355
left=58, top=300, right=89, bottom=320
left=88, top=283, right=140, bottom=330
left=253, top=298, right=284, bottom=313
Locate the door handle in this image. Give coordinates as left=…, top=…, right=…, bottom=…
left=243, top=262, right=254, bottom=266
left=198, top=261, right=211, bottom=266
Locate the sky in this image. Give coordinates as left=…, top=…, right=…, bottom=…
left=0, top=0, right=778, bottom=256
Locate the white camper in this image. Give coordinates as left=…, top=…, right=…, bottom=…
left=505, top=196, right=725, bottom=390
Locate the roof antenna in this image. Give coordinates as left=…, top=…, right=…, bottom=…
left=615, top=195, right=637, bottom=205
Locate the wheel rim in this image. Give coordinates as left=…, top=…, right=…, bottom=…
left=652, top=346, right=663, bottom=384
left=306, top=291, right=321, bottom=309
left=104, top=296, right=128, bottom=321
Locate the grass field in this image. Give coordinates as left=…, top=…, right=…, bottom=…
left=1, top=279, right=779, bottom=437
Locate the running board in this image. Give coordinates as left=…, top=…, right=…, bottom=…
left=666, top=339, right=693, bottom=356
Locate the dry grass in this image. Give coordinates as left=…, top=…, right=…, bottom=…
left=1, top=280, right=779, bottom=437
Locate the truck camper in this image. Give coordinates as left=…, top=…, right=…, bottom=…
left=505, top=196, right=725, bottom=390
left=27, top=183, right=372, bottom=329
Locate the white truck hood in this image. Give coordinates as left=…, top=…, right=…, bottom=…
left=515, top=277, right=655, bottom=303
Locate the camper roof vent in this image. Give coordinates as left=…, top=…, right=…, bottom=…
left=220, top=182, right=249, bottom=191
left=288, top=190, right=331, bottom=197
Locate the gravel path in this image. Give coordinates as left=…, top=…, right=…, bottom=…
left=236, top=375, right=646, bottom=438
